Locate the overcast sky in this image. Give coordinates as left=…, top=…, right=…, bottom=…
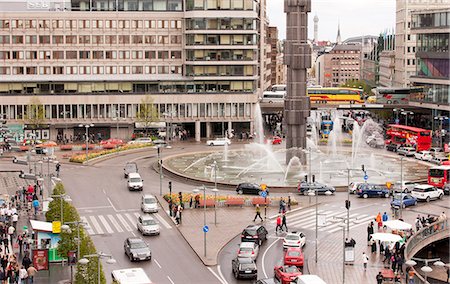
left=267, top=0, right=396, bottom=41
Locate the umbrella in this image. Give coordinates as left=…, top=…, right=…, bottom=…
left=370, top=233, right=402, bottom=243
left=383, top=220, right=412, bottom=231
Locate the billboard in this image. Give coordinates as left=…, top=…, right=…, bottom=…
left=32, top=249, right=49, bottom=271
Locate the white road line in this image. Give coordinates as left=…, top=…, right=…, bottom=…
left=131, top=231, right=136, bottom=237
left=107, top=197, right=118, bottom=212
left=288, top=210, right=331, bottom=227
left=293, top=211, right=347, bottom=228
left=276, top=208, right=317, bottom=220
left=167, top=276, right=175, bottom=284
left=320, top=213, right=360, bottom=231
left=154, top=259, right=162, bottom=269
left=327, top=215, right=375, bottom=233
left=98, top=215, right=114, bottom=234
left=262, top=238, right=280, bottom=279
left=153, top=213, right=172, bottom=229
left=268, top=207, right=315, bottom=219
left=133, top=212, right=140, bottom=218
left=78, top=205, right=112, bottom=210
left=116, top=214, right=133, bottom=232
left=125, top=213, right=136, bottom=226
left=107, top=214, right=123, bottom=233
left=217, top=265, right=228, bottom=284
left=88, top=216, right=104, bottom=235
left=207, top=267, right=228, bottom=284
left=81, top=216, right=95, bottom=235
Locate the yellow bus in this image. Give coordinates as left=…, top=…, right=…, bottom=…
left=308, top=87, right=364, bottom=104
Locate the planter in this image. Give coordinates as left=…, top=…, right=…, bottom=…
left=19, top=146, right=29, bottom=151
left=101, top=143, right=116, bottom=149
left=81, top=144, right=95, bottom=150
left=60, top=145, right=73, bottom=151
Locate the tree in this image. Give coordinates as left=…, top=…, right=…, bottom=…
left=340, top=79, right=371, bottom=96
left=25, top=97, right=45, bottom=129
left=45, top=183, right=79, bottom=224
left=75, top=234, right=106, bottom=284
left=136, top=95, right=159, bottom=136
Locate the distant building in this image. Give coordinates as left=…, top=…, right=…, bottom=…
left=379, top=33, right=396, bottom=87
left=313, top=14, right=319, bottom=44
left=336, top=22, right=342, bottom=45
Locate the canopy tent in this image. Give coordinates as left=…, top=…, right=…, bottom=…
left=370, top=233, right=402, bottom=243
left=383, top=220, right=412, bottom=231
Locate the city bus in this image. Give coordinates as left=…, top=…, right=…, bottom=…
left=374, top=87, right=424, bottom=104
left=428, top=165, right=450, bottom=188
left=261, top=86, right=364, bottom=104
left=385, top=124, right=432, bottom=151
left=261, top=85, right=286, bottom=103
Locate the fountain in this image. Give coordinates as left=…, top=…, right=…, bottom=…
left=254, top=104, right=265, bottom=144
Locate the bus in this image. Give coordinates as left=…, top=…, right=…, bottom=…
left=385, top=124, right=432, bottom=151
left=112, top=268, right=152, bottom=284
left=374, top=87, right=424, bottom=104
left=320, top=114, right=333, bottom=138
left=261, top=85, right=286, bottom=103
left=261, top=86, right=364, bottom=104
left=428, top=165, right=450, bottom=188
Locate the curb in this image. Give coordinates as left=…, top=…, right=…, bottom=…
left=77, top=146, right=155, bottom=166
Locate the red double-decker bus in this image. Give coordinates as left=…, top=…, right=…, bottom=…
left=428, top=165, right=450, bottom=188
left=385, top=124, right=432, bottom=151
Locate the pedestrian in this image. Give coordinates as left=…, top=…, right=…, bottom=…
left=168, top=198, right=173, bottom=217
left=370, top=238, right=377, bottom=253
left=27, top=265, right=36, bottom=284
left=349, top=238, right=356, bottom=247
left=376, top=271, right=384, bottom=284
left=279, top=198, right=284, bottom=213
left=189, top=196, right=193, bottom=208
left=408, top=268, right=415, bottom=284
left=367, top=222, right=374, bottom=245
left=382, top=211, right=388, bottom=222
left=253, top=205, right=263, bottom=222
left=22, top=253, right=31, bottom=270
left=391, top=254, right=397, bottom=272
left=177, top=204, right=183, bottom=224
left=287, top=196, right=291, bottom=211
left=362, top=252, right=369, bottom=271
left=275, top=215, right=282, bottom=234
left=396, top=254, right=404, bottom=274
left=32, top=199, right=39, bottom=216
left=174, top=209, right=180, bottom=225
left=376, top=212, right=382, bottom=231
left=194, top=194, right=200, bottom=208
left=18, top=266, right=27, bottom=284
left=17, top=234, right=23, bottom=255
left=281, top=213, right=288, bottom=232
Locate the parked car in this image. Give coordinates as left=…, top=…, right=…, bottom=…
left=241, top=225, right=268, bottom=246
left=397, top=147, right=416, bottom=157
left=297, top=182, right=335, bottom=195
left=443, top=183, right=450, bottom=195
left=429, top=147, right=444, bottom=157
left=127, top=137, right=153, bottom=144
left=430, top=155, right=449, bottom=165
left=368, top=137, right=385, bottom=148
left=236, top=183, right=268, bottom=195
left=392, top=181, right=418, bottom=193
left=411, top=184, right=444, bottom=202
left=349, top=182, right=362, bottom=194
left=237, top=242, right=259, bottom=260
left=124, top=162, right=138, bottom=178
left=284, top=247, right=304, bottom=267
left=390, top=193, right=417, bottom=208
left=137, top=215, right=160, bottom=236
left=123, top=237, right=151, bottom=262
left=127, top=173, right=144, bottom=191
left=414, top=151, right=433, bottom=161
left=274, top=265, right=302, bottom=284
left=206, top=137, right=231, bottom=146
left=141, top=194, right=158, bottom=213
left=386, top=143, right=400, bottom=152
left=356, top=183, right=390, bottom=198
left=282, top=231, right=306, bottom=249
left=231, top=257, right=257, bottom=279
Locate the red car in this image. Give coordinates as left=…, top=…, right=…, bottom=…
left=284, top=247, right=304, bottom=267
left=271, top=136, right=282, bottom=145
left=274, top=265, right=302, bottom=284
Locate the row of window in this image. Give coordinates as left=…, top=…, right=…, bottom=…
left=0, top=19, right=182, bottom=30
left=186, top=65, right=254, bottom=76
left=0, top=81, right=255, bottom=94
left=331, top=61, right=360, bottom=66
left=416, top=33, right=450, bottom=53
left=412, top=11, right=450, bottom=29
left=71, top=0, right=183, bottom=11
left=185, top=18, right=256, bottom=30
left=0, top=65, right=182, bottom=75
left=186, top=49, right=255, bottom=61
left=0, top=50, right=182, bottom=60
left=186, top=0, right=254, bottom=11
left=332, top=68, right=359, bottom=72
left=0, top=34, right=182, bottom=45
left=186, top=34, right=256, bottom=45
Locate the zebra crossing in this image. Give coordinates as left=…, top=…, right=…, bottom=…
left=276, top=208, right=375, bottom=234
left=81, top=212, right=172, bottom=235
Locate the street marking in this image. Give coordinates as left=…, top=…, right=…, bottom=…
left=154, top=259, right=162, bottom=269
left=262, top=238, right=280, bottom=279
left=217, top=265, right=228, bottom=284
left=133, top=212, right=140, bottom=218
left=153, top=213, right=172, bottom=229
left=167, top=276, right=175, bottom=284
left=78, top=205, right=112, bottom=210
left=81, top=216, right=95, bottom=235
left=88, top=216, right=104, bottom=235
left=328, top=215, right=375, bottom=233
left=125, top=213, right=136, bottom=226
left=207, top=267, right=228, bottom=284
left=268, top=207, right=315, bottom=219
left=116, top=214, right=133, bottom=232
left=131, top=231, right=136, bottom=237
left=107, top=214, right=123, bottom=233
left=107, top=197, right=118, bottom=212
left=98, top=215, right=113, bottom=234
left=320, top=213, right=360, bottom=231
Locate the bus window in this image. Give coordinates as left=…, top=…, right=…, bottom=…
left=420, top=132, right=430, bottom=136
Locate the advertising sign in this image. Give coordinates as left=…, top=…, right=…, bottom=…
left=32, top=249, right=49, bottom=271
left=52, top=221, right=61, bottom=234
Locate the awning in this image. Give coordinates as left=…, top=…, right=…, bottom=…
left=383, top=220, right=412, bottom=231
left=135, top=122, right=166, bottom=129
left=370, top=233, right=402, bottom=243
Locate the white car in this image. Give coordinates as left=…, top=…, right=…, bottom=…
left=206, top=137, right=231, bottom=146
left=397, top=147, right=416, bottom=157
left=414, top=151, right=433, bottom=161
left=137, top=215, right=160, bottom=236
left=141, top=194, right=158, bottom=213
left=411, top=184, right=444, bottom=202
left=237, top=242, right=259, bottom=260
left=429, top=147, right=444, bottom=157
left=127, top=173, right=144, bottom=191
left=128, top=137, right=153, bottom=144
left=349, top=182, right=362, bottom=194
left=392, top=181, right=418, bottom=193
left=282, top=231, right=306, bottom=249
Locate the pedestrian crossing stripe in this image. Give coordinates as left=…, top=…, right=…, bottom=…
left=82, top=212, right=171, bottom=235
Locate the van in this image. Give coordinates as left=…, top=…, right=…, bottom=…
left=128, top=173, right=144, bottom=191
left=112, top=268, right=151, bottom=284
left=295, top=275, right=327, bottom=284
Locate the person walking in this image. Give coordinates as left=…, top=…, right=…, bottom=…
left=32, top=199, right=39, bottom=216
left=376, top=271, right=384, bottom=284
left=362, top=252, right=369, bottom=271
left=281, top=214, right=288, bottom=232
left=376, top=212, right=382, bottom=231
left=367, top=222, right=374, bottom=245
left=26, top=265, right=36, bottom=284
left=382, top=212, right=389, bottom=222
left=253, top=205, right=263, bottom=222
left=21, top=253, right=31, bottom=270
left=18, top=266, right=27, bottom=284
left=287, top=196, right=291, bottom=211
left=55, top=162, right=60, bottom=177
left=370, top=238, right=377, bottom=253
left=275, top=215, right=282, bottom=234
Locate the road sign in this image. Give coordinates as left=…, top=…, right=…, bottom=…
left=203, top=225, right=209, bottom=233
left=260, top=184, right=267, bottom=191
left=52, top=221, right=61, bottom=234
left=260, top=191, right=268, bottom=198
left=386, top=182, right=392, bottom=189
left=364, top=174, right=368, bottom=181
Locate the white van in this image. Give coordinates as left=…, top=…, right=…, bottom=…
left=127, top=173, right=144, bottom=191
left=112, top=268, right=151, bottom=284
left=295, top=275, right=327, bottom=284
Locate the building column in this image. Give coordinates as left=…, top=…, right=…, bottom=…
left=195, top=120, right=201, bottom=142
left=227, top=121, right=232, bottom=138
left=206, top=122, right=212, bottom=138
left=250, top=120, right=254, bottom=137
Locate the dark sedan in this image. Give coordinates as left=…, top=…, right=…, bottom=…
left=297, top=182, right=335, bottom=195
left=443, top=183, right=449, bottom=195
left=386, top=143, right=400, bottom=152
left=232, top=257, right=257, bottom=279
left=236, top=183, right=268, bottom=195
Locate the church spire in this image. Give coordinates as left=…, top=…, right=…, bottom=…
left=336, top=21, right=342, bottom=44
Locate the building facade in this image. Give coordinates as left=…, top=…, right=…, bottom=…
left=0, top=0, right=269, bottom=141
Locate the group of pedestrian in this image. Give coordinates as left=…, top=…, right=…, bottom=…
left=275, top=214, right=287, bottom=233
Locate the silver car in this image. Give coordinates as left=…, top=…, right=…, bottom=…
left=137, top=215, right=160, bottom=236
left=124, top=237, right=151, bottom=262
left=237, top=242, right=259, bottom=260
left=141, top=194, right=158, bottom=213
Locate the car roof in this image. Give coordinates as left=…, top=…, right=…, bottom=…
left=142, top=194, right=155, bottom=199
left=126, top=161, right=137, bottom=165
left=240, top=242, right=256, bottom=248
left=286, top=247, right=302, bottom=252
left=128, top=173, right=141, bottom=178
left=245, top=224, right=263, bottom=230
left=127, top=237, right=145, bottom=243
left=414, top=184, right=435, bottom=189
left=237, top=257, right=254, bottom=264
left=139, top=214, right=155, bottom=221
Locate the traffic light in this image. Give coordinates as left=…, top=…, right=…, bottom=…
left=345, top=200, right=351, bottom=210
left=304, top=175, right=308, bottom=183
left=19, top=170, right=24, bottom=178
left=168, top=181, right=172, bottom=195
left=361, top=165, right=365, bottom=172
left=312, top=175, right=315, bottom=183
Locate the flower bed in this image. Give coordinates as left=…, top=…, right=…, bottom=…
left=69, top=143, right=153, bottom=163
left=163, top=193, right=298, bottom=206
left=60, top=144, right=73, bottom=151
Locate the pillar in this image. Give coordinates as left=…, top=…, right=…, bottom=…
left=206, top=122, right=212, bottom=138
left=195, top=120, right=201, bottom=142
left=227, top=121, right=232, bottom=138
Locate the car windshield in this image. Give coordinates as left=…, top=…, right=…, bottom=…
left=142, top=219, right=156, bottom=226
left=240, top=263, right=256, bottom=270
left=393, top=194, right=403, bottom=200
left=285, top=266, right=299, bottom=273
left=239, top=247, right=252, bottom=252
left=286, top=235, right=299, bottom=240
left=126, top=164, right=136, bottom=170
left=130, top=242, right=147, bottom=249
left=244, top=229, right=257, bottom=235
left=287, top=251, right=301, bottom=257
left=144, top=198, right=156, bottom=204
left=130, top=178, right=141, bottom=183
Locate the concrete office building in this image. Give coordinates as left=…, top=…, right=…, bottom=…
left=0, top=0, right=269, bottom=141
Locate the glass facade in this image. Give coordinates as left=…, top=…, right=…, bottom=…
left=411, top=84, right=449, bottom=106
left=417, top=58, right=449, bottom=79
left=185, top=0, right=254, bottom=11
left=71, top=0, right=183, bottom=11
left=412, top=11, right=450, bottom=28
left=416, top=33, right=449, bottom=53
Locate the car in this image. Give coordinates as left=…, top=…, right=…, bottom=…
left=137, top=215, right=160, bottom=236
left=392, top=181, right=418, bottom=193
left=429, top=147, right=444, bottom=157
left=430, top=155, right=449, bottom=165
left=297, top=182, right=335, bottom=195
left=123, top=237, right=151, bottom=262
left=397, top=147, right=416, bottom=157
left=206, top=137, right=231, bottom=146
left=256, top=278, right=276, bottom=284
left=237, top=241, right=259, bottom=260
left=349, top=182, right=362, bottom=194
left=124, top=162, right=138, bottom=178
left=444, top=183, right=450, bottom=195
left=282, top=231, right=306, bottom=249
left=141, top=194, right=158, bottom=213
left=231, top=257, right=257, bottom=279
left=411, top=184, right=444, bottom=202
left=241, top=225, right=268, bottom=246
left=368, top=137, right=385, bottom=148
left=273, top=265, right=302, bottom=284
left=414, top=151, right=433, bottom=161
left=271, top=136, right=282, bottom=145
left=111, top=268, right=152, bottom=284
left=390, top=193, right=417, bottom=208
left=356, top=183, right=390, bottom=198
left=284, top=247, right=304, bottom=267
left=127, top=173, right=143, bottom=191
left=128, top=137, right=153, bottom=144
left=386, top=143, right=400, bottom=152
left=236, top=183, right=268, bottom=195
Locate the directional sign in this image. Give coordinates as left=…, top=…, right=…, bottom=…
left=203, top=225, right=209, bottom=233
left=260, top=191, right=268, bottom=198
left=260, top=184, right=267, bottom=191
left=363, top=174, right=368, bottom=181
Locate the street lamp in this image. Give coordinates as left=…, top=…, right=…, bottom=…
left=399, top=157, right=404, bottom=218
left=193, top=185, right=218, bottom=256
left=434, top=116, right=449, bottom=148
left=61, top=221, right=88, bottom=260
left=79, top=124, right=94, bottom=163
left=346, top=165, right=365, bottom=236
left=393, top=108, right=404, bottom=123
left=163, top=111, right=176, bottom=142
left=401, top=111, right=414, bottom=126
left=49, top=193, right=71, bottom=224
left=78, top=252, right=116, bottom=284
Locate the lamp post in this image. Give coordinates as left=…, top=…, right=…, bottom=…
left=61, top=221, right=88, bottom=260
left=339, top=223, right=346, bottom=284
left=79, top=124, right=94, bottom=163
left=193, top=185, right=218, bottom=256
left=434, top=116, right=448, bottom=148
left=157, top=145, right=163, bottom=196
left=49, top=194, right=71, bottom=224
left=345, top=166, right=364, bottom=236
left=399, top=157, right=404, bottom=218
left=401, top=111, right=414, bottom=126
left=78, top=252, right=116, bottom=284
